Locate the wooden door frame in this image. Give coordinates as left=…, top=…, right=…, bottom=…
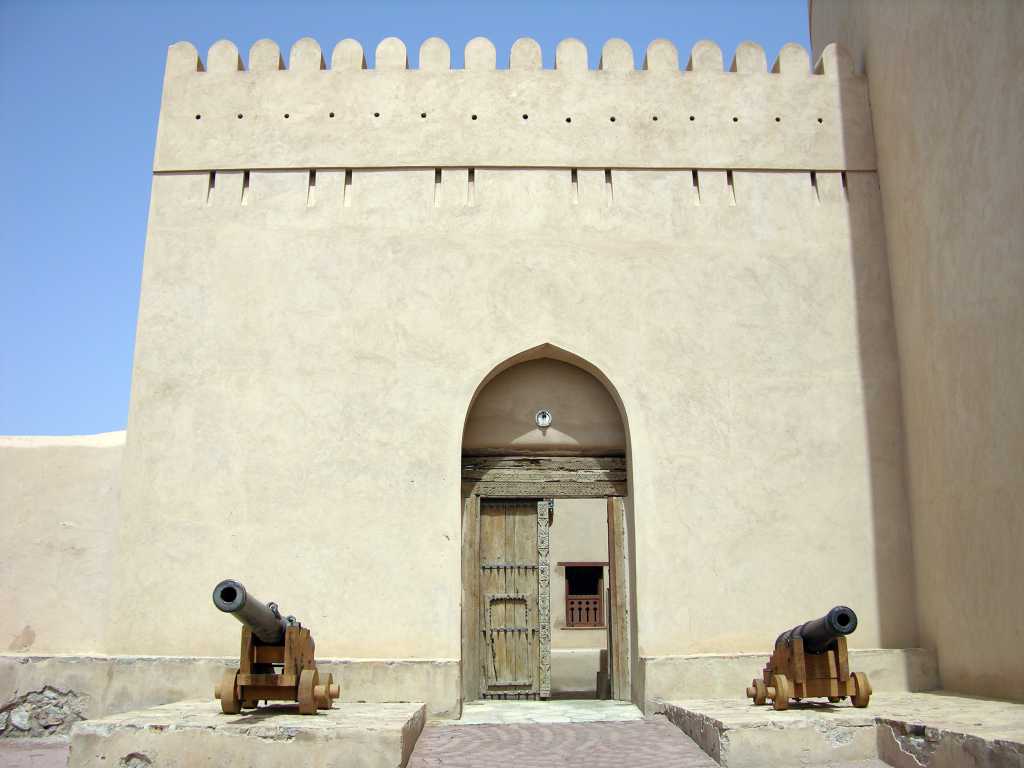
left=461, top=456, right=631, bottom=704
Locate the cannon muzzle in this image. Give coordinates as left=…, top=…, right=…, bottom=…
left=213, top=579, right=294, bottom=644
left=775, top=605, right=858, bottom=655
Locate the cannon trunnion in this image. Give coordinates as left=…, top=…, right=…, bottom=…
left=212, top=579, right=339, bottom=715
left=745, top=606, right=872, bottom=710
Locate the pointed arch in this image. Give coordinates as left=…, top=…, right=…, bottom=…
left=459, top=343, right=636, bottom=705
left=460, top=342, right=633, bottom=464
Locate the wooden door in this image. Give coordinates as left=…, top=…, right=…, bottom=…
left=606, top=496, right=631, bottom=700
left=479, top=499, right=551, bottom=699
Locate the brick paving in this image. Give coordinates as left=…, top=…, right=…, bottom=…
left=0, top=738, right=69, bottom=768
left=407, top=716, right=719, bottom=767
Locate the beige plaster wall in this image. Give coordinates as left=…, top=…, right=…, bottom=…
left=812, top=0, right=1024, bottom=700
left=117, top=162, right=916, bottom=663
left=551, top=650, right=604, bottom=695
left=463, top=360, right=625, bottom=455
left=105, top=38, right=917, bottom=713
left=0, top=434, right=124, bottom=655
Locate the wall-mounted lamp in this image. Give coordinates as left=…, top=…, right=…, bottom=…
left=535, top=409, right=553, bottom=429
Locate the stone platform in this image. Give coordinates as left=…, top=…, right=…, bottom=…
left=68, top=699, right=426, bottom=768
left=659, top=692, right=1024, bottom=768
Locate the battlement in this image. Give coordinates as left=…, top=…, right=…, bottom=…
left=154, top=37, right=874, bottom=173
left=167, top=36, right=857, bottom=75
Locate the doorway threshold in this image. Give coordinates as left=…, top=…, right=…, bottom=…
left=456, top=699, right=643, bottom=725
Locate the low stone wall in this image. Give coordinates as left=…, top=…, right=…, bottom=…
left=641, top=648, right=939, bottom=713
left=0, top=654, right=459, bottom=736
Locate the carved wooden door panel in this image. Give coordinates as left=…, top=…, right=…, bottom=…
left=479, top=499, right=551, bottom=699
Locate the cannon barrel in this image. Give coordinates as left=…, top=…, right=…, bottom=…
left=775, top=606, right=858, bottom=655
left=212, top=579, right=292, bottom=644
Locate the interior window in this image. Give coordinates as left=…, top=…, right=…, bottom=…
left=565, top=565, right=605, bottom=628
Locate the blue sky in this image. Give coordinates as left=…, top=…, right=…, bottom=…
left=0, top=0, right=809, bottom=435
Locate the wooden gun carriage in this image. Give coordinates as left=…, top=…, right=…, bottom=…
left=746, top=606, right=871, bottom=710
left=212, top=579, right=339, bottom=715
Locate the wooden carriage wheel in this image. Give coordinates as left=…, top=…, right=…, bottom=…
left=771, top=674, right=791, bottom=711
left=298, top=669, right=319, bottom=715
left=851, top=671, right=872, bottom=708
left=752, top=679, right=767, bottom=705
left=315, top=672, right=339, bottom=710
left=217, top=669, right=241, bottom=714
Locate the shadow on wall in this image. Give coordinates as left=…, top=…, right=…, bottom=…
left=831, top=42, right=919, bottom=650
left=462, top=357, right=626, bottom=456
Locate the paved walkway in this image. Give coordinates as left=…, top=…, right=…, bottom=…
left=0, top=737, right=69, bottom=768
left=408, top=716, right=718, bottom=767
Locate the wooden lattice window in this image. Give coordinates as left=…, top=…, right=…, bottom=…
left=562, top=563, right=605, bottom=628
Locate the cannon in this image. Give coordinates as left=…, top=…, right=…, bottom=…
left=212, top=579, right=339, bottom=715
left=745, top=606, right=871, bottom=710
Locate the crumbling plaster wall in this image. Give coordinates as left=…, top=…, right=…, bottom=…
left=0, top=433, right=124, bottom=656
left=111, top=35, right=919, bottom=709
left=812, top=0, right=1024, bottom=700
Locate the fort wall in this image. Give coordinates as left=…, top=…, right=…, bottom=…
left=107, top=37, right=917, bottom=716
left=153, top=37, right=874, bottom=172
left=812, top=0, right=1024, bottom=701
left=0, top=35, right=928, bottom=716
left=0, top=433, right=124, bottom=655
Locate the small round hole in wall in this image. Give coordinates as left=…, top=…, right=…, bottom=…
left=284, top=113, right=290, bottom=119
left=732, top=116, right=739, bottom=122
left=565, top=117, right=572, bottom=123
left=373, top=112, right=380, bottom=118
left=329, top=112, right=335, bottom=118
left=195, top=114, right=201, bottom=120
left=471, top=114, right=478, bottom=120
left=420, top=112, right=427, bottom=119
left=609, top=116, right=616, bottom=122
left=236, top=113, right=243, bottom=119
left=818, top=117, right=824, bottom=124
left=775, top=116, right=781, bottom=123
left=522, top=114, right=529, bottom=120
left=652, top=115, right=659, bottom=121
left=689, top=115, right=695, bottom=121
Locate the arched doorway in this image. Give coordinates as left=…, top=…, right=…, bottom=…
left=460, top=350, right=633, bottom=704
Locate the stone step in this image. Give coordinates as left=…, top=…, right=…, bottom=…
left=657, top=692, right=1024, bottom=768
left=68, top=699, right=425, bottom=768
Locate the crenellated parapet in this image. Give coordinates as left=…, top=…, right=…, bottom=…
left=154, top=37, right=872, bottom=172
